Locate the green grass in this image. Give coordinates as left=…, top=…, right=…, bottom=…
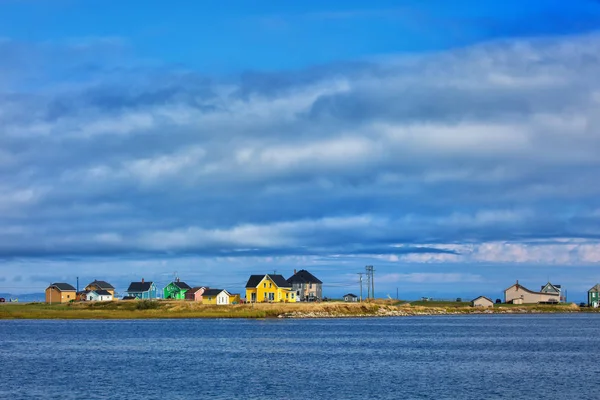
left=0, top=300, right=596, bottom=319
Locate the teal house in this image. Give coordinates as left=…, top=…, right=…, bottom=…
left=163, top=279, right=191, bottom=300
left=125, top=279, right=157, bottom=299
left=589, top=284, right=600, bottom=308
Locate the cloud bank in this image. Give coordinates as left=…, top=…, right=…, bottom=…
left=1, top=33, right=600, bottom=295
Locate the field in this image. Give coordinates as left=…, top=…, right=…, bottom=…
left=0, top=299, right=595, bottom=319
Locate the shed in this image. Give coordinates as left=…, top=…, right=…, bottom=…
left=343, top=293, right=358, bottom=302
left=471, top=296, right=494, bottom=308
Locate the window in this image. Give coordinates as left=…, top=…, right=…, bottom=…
left=310, top=283, right=313, bottom=289
left=263, top=283, right=266, bottom=288
left=291, top=293, right=294, bottom=299
left=269, top=283, right=272, bottom=288
left=268, top=293, right=275, bottom=301
left=286, top=293, right=289, bottom=298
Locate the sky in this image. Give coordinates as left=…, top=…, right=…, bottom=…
left=1, top=0, right=600, bottom=301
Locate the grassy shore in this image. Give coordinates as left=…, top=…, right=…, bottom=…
left=0, top=300, right=597, bottom=319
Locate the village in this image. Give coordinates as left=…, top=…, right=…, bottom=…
left=41, top=269, right=600, bottom=309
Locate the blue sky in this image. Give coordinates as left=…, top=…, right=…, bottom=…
left=1, top=1, right=600, bottom=301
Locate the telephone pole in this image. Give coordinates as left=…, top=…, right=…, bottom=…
left=357, top=273, right=363, bottom=302
left=365, top=266, right=371, bottom=300
left=365, top=265, right=375, bottom=299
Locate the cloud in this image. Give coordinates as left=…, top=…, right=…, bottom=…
left=1, top=32, right=600, bottom=291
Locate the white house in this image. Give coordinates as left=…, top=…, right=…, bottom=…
left=86, top=289, right=113, bottom=302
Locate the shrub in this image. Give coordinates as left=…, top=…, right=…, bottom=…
left=136, top=300, right=160, bottom=310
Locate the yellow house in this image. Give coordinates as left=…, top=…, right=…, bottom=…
left=46, top=283, right=77, bottom=303
left=245, top=274, right=296, bottom=303
left=202, top=289, right=231, bottom=305
left=85, top=280, right=116, bottom=297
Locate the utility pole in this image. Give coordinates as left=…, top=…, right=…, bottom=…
left=76, top=276, right=79, bottom=293
left=371, top=266, right=375, bottom=299
left=365, top=266, right=371, bottom=300
left=357, top=273, right=363, bottom=302
left=365, top=265, right=375, bottom=300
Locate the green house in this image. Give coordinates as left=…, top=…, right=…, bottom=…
left=163, top=279, right=192, bottom=300
left=589, top=284, right=600, bottom=308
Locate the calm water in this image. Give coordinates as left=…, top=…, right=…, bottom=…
left=1, top=314, right=599, bottom=399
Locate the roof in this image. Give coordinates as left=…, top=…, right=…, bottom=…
left=287, top=269, right=323, bottom=284
left=127, top=281, right=154, bottom=293
left=245, top=274, right=292, bottom=288
left=87, top=280, right=115, bottom=289
left=187, top=287, right=206, bottom=294
left=589, top=284, right=600, bottom=292
left=172, top=281, right=191, bottom=290
left=48, top=282, right=76, bottom=291
left=540, top=282, right=561, bottom=292
left=203, top=289, right=228, bottom=296
left=344, top=293, right=358, bottom=298
left=505, top=282, right=559, bottom=297
left=471, top=296, right=493, bottom=303
left=93, top=289, right=112, bottom=296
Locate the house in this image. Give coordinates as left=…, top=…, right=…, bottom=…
left=163, top=278, right=192, bottom=300
left=185, top=287, right=207, bottom=301
left=540, top=282, right=565, bottom=302
left=46, top=283, right=77, bottom=303
left=471, top=296, right=494, bottom=308
left=85, top=290, right=113, bottom=302
left=504, top=281, right=560, bottom=304
left=287, top=269, right=323, bottom=301
left=245, top=274, right=296, bottom=303
left=343, top=293, right=358, bottom=302
left=202, top=289, right=231, bottom=305
left=85, top=280, right=115, bottom=298
left=229, top=293, right=241, bottom=304
left=125, top=279, right=157, bottom=299
left=588, top=284, right=600, bottom=308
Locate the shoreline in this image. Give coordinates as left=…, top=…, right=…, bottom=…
left=1, top=300, right=598, bottom=320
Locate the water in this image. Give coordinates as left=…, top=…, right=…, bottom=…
left=1, top=314, right=599, bottom=399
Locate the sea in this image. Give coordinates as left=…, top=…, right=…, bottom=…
left=1, top=314, right=599, bottom=399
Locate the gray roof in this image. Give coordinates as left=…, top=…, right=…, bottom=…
left=589, top=284, right=600, bottom=292
left=471, top=296, right=493, bottom=303
left=203, top=289, right=226, bottom=296
left=86, top=280, right=115, bottom=290
left=245, top=274, right=291, bottom=288
left=186, top=287, right=206, bottom=294
left=171, top=281, right=191, bottom=290
left=287, top=269, right=323, bottom=284
left=49, top=282, right=76, bottom=291
left=93, top=289, right=112, bottom=296
left=127, top=282, right=154, bottom=293
left=344, top=293, right=358, bottom=298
